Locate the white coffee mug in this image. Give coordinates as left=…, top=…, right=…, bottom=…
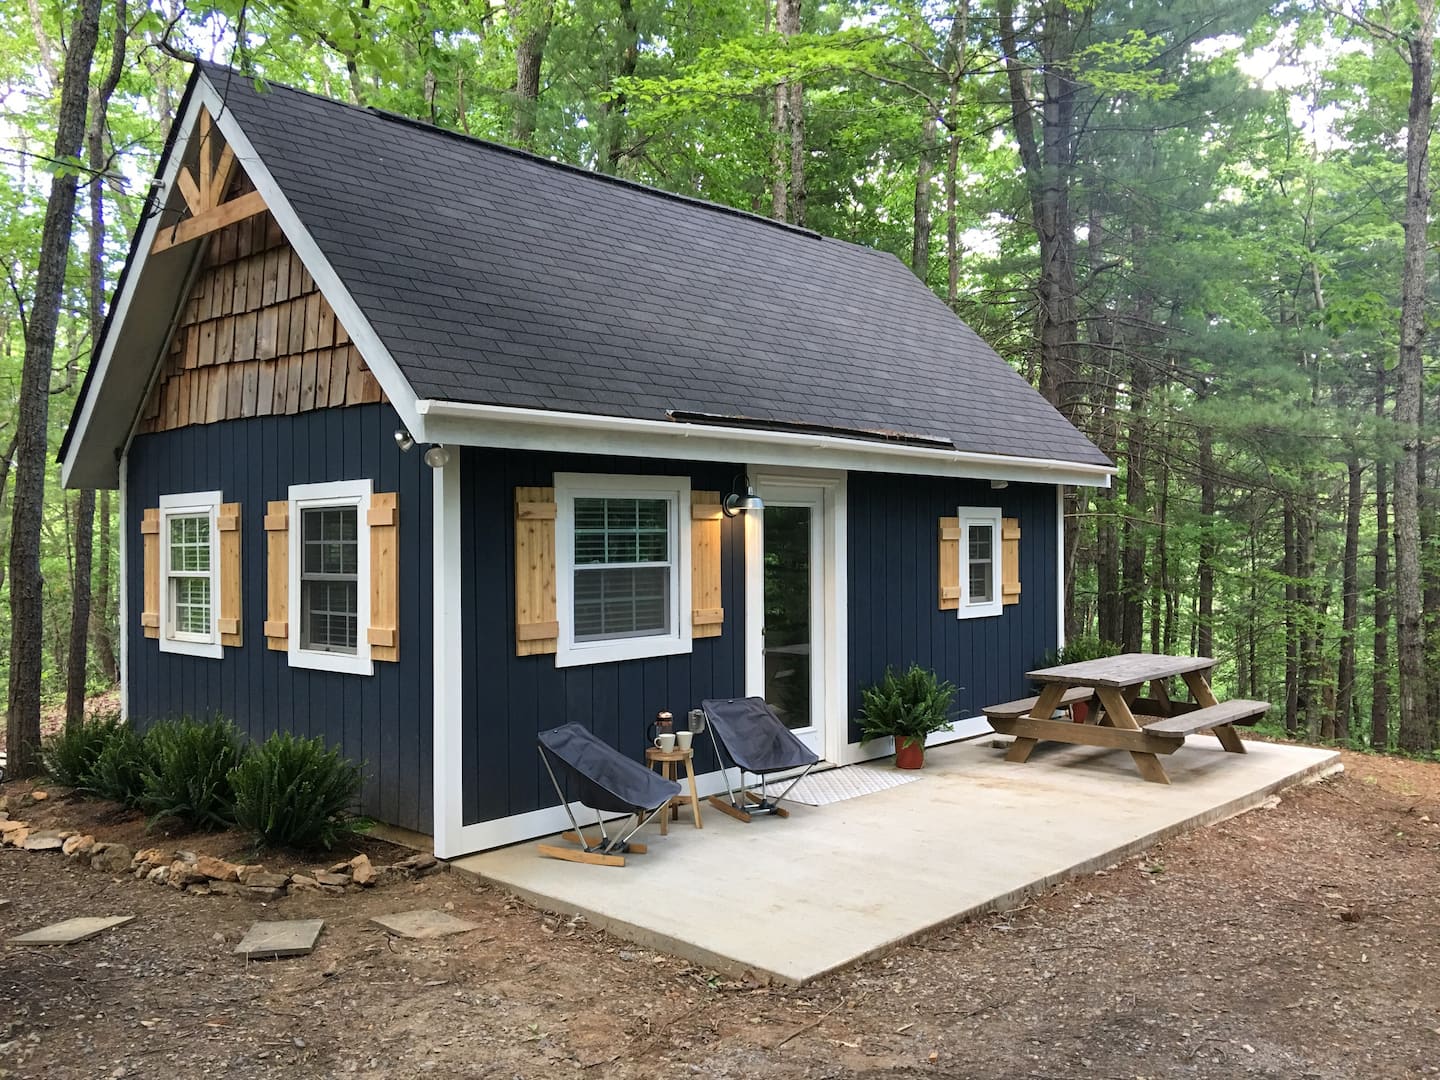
left=654, top=733, right=677, bottom=751
left=675, top=730, right=694, bottom=751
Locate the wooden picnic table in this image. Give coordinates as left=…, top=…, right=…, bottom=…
left=983, top=653, right=1270, bottom=785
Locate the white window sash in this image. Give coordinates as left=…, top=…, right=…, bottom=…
left=956, top=505, right=1004, bottom=620
left=157, top=491, right=223, bottom=659
left=287, top=479, right=373, bottom=676
left=554, top=473, right=692, bottom=668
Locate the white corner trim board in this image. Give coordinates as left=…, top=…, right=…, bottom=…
left=432, top=454, right=465, bottom=859
left=416, top=399, right=1115, bottom=488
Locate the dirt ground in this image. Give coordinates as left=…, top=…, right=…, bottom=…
left=2, top=747, right=1438, bottom=1079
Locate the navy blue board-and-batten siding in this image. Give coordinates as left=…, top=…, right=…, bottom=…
left=459, top=448, right=746, bottom=828
left=125, top=402, right=434, bottom=833
left=846, top=473, right=1059, bottom=741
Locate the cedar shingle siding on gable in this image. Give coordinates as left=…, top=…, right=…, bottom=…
left=139, top=205, right=384, bottom=433
left=194, top=63, right=1107, bottom=468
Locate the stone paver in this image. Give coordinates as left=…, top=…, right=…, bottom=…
left=370, top=909, right=480, bottom=939
left=10, top=915, right=135, bottom=946
left=234, top=919, right=325, bottom=960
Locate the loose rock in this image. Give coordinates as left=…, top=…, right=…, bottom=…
left=196, top=856, right=241, bottom=882
left=62, top=834, right=97, bottom=857
left=241, top=870, right=289, bottom=889
left=90, top=844, right=134, bottom=875
left=23, top=832, right=66, bottom=852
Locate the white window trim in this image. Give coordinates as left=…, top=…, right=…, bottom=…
left=554, top=472, right=692, bottom=668
left=956, top=505, right=1004, bottom=620
left=158, top=491, right=224, bottom=659
left=288, top=479, right=374, bottom=676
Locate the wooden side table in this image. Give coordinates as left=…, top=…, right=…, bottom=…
left=645, top=747, right=703, bottom=833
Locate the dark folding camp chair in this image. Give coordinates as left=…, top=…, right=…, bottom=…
left=701, top=697, right=821, bottom=822
left=535, top=723, right=683, bottom=867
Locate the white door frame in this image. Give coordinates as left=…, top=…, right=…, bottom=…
left=744, top=468, right=848, bottom=764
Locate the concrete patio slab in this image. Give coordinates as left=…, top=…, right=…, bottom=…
left=11, top=915, right=134, bottom=946
left=234, top=919, right=324, bottom=959
left=454, top=735, right=1340, bottom=985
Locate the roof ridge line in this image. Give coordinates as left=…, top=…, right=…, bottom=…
left=197, top=60, right=827, bottom=243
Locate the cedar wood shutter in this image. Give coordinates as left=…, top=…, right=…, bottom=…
left=141, top=509, right=161, bottom=637
left=937, top=514, right=1022, bottom=609
left=217, top=503, right=243, bottom=645
left=690, top=491, right=724, bottom=637
left=264, top=493, right=399, bottom=660
left=937, top=516, right=960, bottom=611
left=1001, top=517, right=1021, bottom=605
left=367, top=493, right=400, bottom=660
left=143, top=502, right=244, bottom=646
left=513, top=485, right=725, bottom=654
left=264, top=501, right=289, bottom=648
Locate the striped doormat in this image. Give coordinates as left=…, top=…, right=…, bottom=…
left=781, top=764, right=922, bottom=806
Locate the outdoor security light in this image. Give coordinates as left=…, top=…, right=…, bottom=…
left=722, top=475, right=764, bottom=517
left=423, top=444, right=452, bottom=469
left=394, top=429, right=415, bottom=452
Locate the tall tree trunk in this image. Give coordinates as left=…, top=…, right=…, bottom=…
left=1373, top=368, right=1391, bottom=750
left=1394, top=4, right=1434, bottom=754
left=1119, top=362, right=1148, bottom=653
left=512, top=0, right=553, bottom=148
left=94, top=488, right=117, bottom=683
left=1283, top=499, right=1299, bottom=735
left=66, top=0, right=126, bottom=731
left=1297, top=502, right=1320, bottom=738
left=597, top=0, right=639, bottom=174
left=7, top=0, right=104, bottom=776
left=770, top=0, right=803, bottom=224
left=942, top=0, right=967, bottom=306
left=1196, top=418, right=1215, bottom=659
left=1335, top=452, right=1362, bottom=744
left=911, top=112, right=937, bottom=276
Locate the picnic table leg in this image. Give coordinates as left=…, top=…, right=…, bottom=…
left=1180, top=671, right=1247, bottom=754
left=1006, top=683, right=1068, bottom=762
left=1094, top=685, right=1171, bottom=785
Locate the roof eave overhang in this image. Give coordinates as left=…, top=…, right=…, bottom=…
left=414, top=399, right=1115, bottom=488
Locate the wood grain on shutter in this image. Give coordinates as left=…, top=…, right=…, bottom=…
left=217, top=502, right=242, bottom=646
left=691, top=491, right=724, bottom=637
left=1002, top=517, right=1022, bottom=605
left=515, top=487, right=558, bottom=655
left=264, top=500, right=289, bottom=649
left=938, top=516, right=960, bottom=611
left=367, top=492, right=399, bottom=661
left=141, top=508, right=161, bottom=638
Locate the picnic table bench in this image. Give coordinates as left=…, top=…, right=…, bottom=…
left=983, top=653, right=1271, bottom=784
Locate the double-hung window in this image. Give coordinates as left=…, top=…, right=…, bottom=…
left=288, top=479, right=372, bottom=675
left=158, top=491, right=223, bottom=658
left=555, top=473, right=691, bottom=667
left=956, top=506, right=1003, bottom=619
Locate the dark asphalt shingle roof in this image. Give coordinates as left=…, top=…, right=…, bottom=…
left=201, top=63, right=1109, bottom=467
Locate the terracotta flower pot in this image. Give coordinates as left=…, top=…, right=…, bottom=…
left=894, top=736, right=925, bottom=770
left=1071, top=701, right=1089, bottom=724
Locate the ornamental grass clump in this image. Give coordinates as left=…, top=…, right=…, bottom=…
left=40, top=710, right=126, bottom=787
left=141, top=716, right=246, bottom=830
left=229, top=732, right=363, bottom=851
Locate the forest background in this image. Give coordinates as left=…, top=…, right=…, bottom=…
left=3, top=0, right=1439, bottom=773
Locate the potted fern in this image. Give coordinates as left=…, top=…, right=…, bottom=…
left=858, top=664, right=957, bottom=769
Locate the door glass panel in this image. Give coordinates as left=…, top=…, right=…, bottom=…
left=763, top=506, right=812, bottom=730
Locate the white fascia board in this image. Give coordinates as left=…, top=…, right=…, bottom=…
left=61, top=90, right=208, bottom=491
left=198, top=77, right=422, bottom=439
left=417, top=399, right=1115, bottom=488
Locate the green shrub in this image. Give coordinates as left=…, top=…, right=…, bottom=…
left=41, top=711, right=126, bottom=786
left=1039, top=635, right=1122, bottom=669
left=141, top=716, right=246, bottom=830
left=229, top=732, right=363, bottom=850
left=85, top=724, right=153, bottom=807
left=857, top=664, right=957, bottom=749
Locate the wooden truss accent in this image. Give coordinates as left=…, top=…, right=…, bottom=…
left=152, top=108, right=267, bottom=254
